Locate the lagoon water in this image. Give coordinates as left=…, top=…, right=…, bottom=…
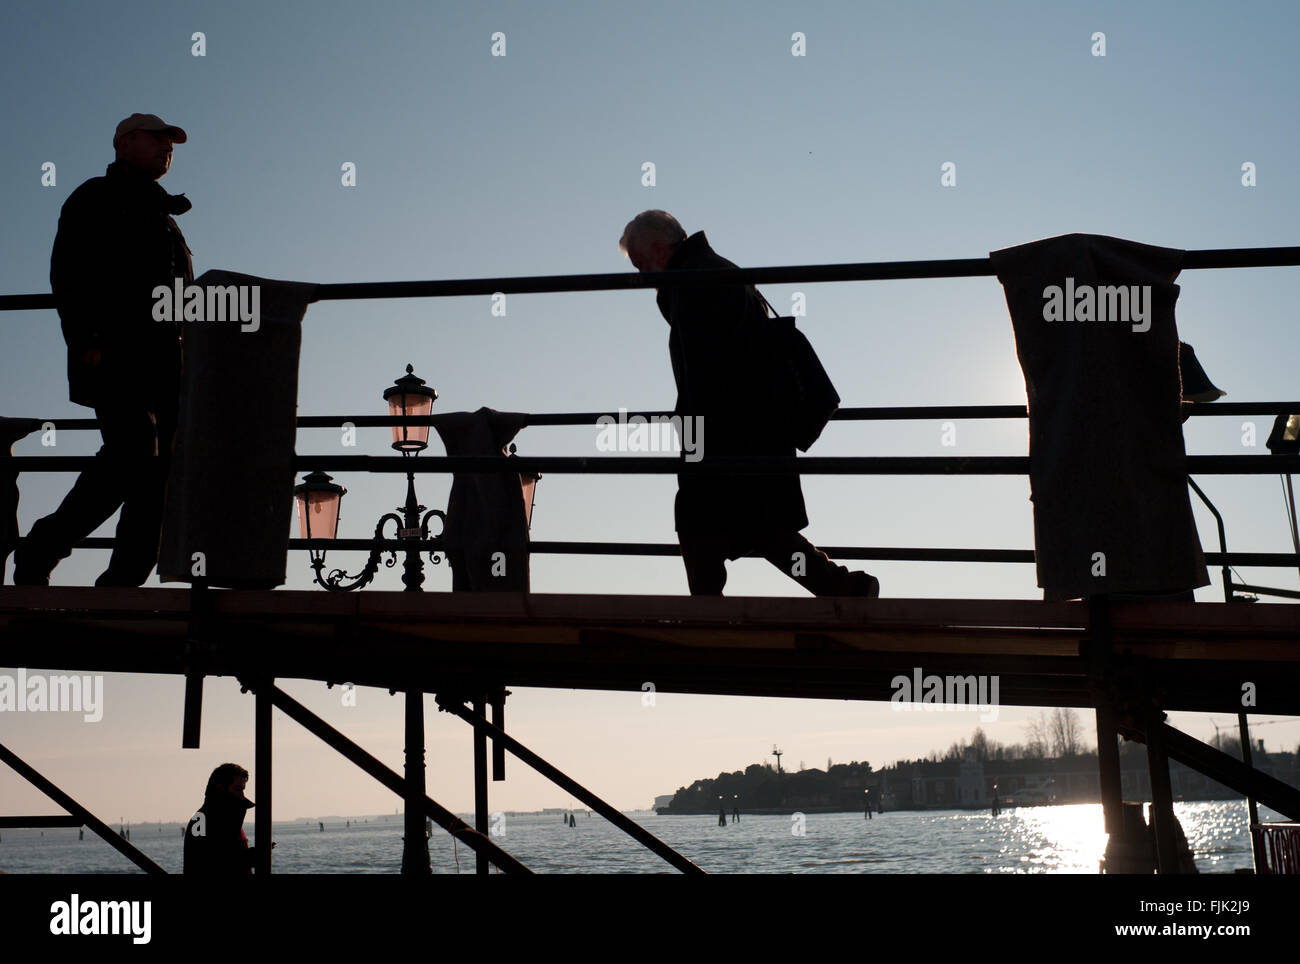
left=0, top=801, right=1277, bottom=874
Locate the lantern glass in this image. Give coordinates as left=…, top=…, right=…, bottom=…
left=389, top=392, right=433, bottom=452
left=295, top=487, right=342, bottom=539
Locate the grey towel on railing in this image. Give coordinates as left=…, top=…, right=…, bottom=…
left=990, top=234, right=1209, bottom=599
left=1, top=417, right=43, bottom=579
left=158, top=271, right=318, bottom=588
left=432, top=407, right=531, bottom=591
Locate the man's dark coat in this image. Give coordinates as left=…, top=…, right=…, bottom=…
left=49, top=160, right=193, bottom=408
left=656, top=231, right=808, bottom=557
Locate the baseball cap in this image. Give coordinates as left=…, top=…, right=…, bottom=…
left=113, top=113, right=188, bottom=146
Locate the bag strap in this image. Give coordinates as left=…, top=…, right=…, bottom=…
left=756, top=289, right=781, bottom=319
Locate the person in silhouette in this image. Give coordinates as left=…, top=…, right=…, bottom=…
left=619, top=210, right=879, bottom=597
left=184, top=763, right=260, bottom=875
left=14, top=114, right=193, bottom=587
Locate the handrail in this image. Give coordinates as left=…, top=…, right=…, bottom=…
left=2, top=244, right=1298, bottom=311
left=13, top=400, right=1300, bottom=431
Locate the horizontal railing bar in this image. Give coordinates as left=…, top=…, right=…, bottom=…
left=0, top=815, right=84, bottom=828
left=19, top=402, right=1300, bottom=433
left=9, top=454, right=1300, bottom=475
left=38, top=537, right=1299, bottom=568
left=3, top=246, right=1298, bottom=310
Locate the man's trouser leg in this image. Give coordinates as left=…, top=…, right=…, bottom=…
left=759, top=532, right=859, bottom=596
left=96, top=399, right=176, bottom=587
left=14, top=406, right=152, bottom=583
left=678, top=531, right=728, bottom=595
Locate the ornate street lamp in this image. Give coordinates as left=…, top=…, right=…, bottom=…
left=294, top=364, right=446, bottom=593
left=383, top=364, right=438, bottom=453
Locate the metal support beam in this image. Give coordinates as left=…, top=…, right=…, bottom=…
left=1238, top=713, right=1262, bottom=873
left=401, top=690, right=431, bottom=874
left=182, top=672, right=203, bottom=749
left=1086, top=596, right=1123, bottom=840
left=491, top=689, right=506, bottom=781
left=242, top=682, right=529, bottom=873
left=1160, top=722, right=1300, bottom=821
left=0, top=815, right=83, bottom=828
left=182, top=579, right=212, bottom=749
left=0, top=743, right=166, bottom=874
left=473, top=697, right=489, bottom=876
left=1095, top=704, right=1124, bottom=836
left=436, top=695, right=704, bottom=875
left=1145, top=712, right=1179, bottom=873
left=255, top=678, right=273, bottom=875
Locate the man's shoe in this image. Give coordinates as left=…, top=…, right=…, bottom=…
left=11, top=547, right=54, bottom=586
left=12, top=564, right=52, bottom=586
left=844, top=571, right=880, bottom=597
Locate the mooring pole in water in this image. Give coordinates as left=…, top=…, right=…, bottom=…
left=474, top=696, right=489, bottom=875
left=401, top=690, right=431, bottom=874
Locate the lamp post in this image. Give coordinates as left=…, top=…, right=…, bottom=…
left=293, top=365, right=447, bottom=594
left=291, top=364, right=445, bottom=876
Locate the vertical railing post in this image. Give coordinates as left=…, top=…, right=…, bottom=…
left=401, top=690, right=431, bottom=874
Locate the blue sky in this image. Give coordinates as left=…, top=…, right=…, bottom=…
left=2, top=1, right=1298, bottom=823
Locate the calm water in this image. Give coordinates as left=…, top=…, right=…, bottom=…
left=0, top=801, right=1277, bottom=874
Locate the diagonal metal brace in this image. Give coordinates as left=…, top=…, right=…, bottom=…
left=0, top=742, right=167, bottom=874
left=436, top=694, right=706, bottom=874
left=243, top=679, right=531, bottom=874
left=1158, top=722, right=1300, bottom=821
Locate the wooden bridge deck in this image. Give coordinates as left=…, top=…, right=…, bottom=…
left=2, top=588, right=1297, bottom=714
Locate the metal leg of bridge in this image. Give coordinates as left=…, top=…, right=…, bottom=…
left=182, top=580, right=213, bottom=749
left=474, top=697, right=489, bottom=875
left=1087, top=595, right=1126, bottom=869
left=254, top=677, right=273, bottom=874
left=1237, top=712, right=1263, bottom=873
left=1145, top=710, right=1179, bottom=873
left=402, top=690, right=432, bottom=875
left=243, top=681, right=530, bottom=873
left=436, top=694, right=705, bottom=875
left=1095, top=704, right=1124, bottom=835
left=182, top=672, right=204, bottom=749
left=0, top=742, right=167, bottom=875
left=491, top=688, right=507, bottom=781
left=1159, top=722, right=1300, bottom=820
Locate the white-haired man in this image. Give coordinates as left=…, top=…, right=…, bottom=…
left=620, top=210, right=879, bottom=597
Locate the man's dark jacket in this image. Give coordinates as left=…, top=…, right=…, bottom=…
left=656, top=231, right=808, bottom=557
left=50, top=160, right=193, bottom=408
left=183, top=790, right=254, bottom=875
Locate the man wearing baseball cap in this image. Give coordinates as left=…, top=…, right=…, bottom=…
left=14, top=113, right=194, bottom=586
